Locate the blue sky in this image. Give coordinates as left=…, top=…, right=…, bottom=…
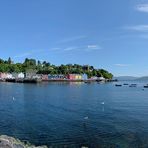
left=1, top=0, right=148, bottom=76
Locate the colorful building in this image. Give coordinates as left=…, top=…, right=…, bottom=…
left=67, top=74, right=83, bottom=80
left=0, top=73, right=7, bottom=79
left=48, top=74, right=65, bottom=80
left=25, top=72, right=37, bottom=79
left=42, top=74, right=48, bottom=80
left=82, top=74, right=88, bottom=80
left=12, top=72, right=25, bottom=79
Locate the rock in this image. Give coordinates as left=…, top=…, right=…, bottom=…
left=0, top=135, right=47, bottom=148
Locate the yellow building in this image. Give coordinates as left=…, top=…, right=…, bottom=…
left=75, top=74, right=82, bottom=80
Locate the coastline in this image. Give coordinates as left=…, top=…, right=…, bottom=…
left=0, top=135, right=47, bottom=148
left=0, top=78, right=117, bottom=84
left=0, top=135, right=89, bottom=148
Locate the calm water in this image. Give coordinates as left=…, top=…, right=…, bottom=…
left=0, top=82, right=148, bottom=147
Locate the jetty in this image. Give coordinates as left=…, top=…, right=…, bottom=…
left=5, top=78, right=42, bottom=83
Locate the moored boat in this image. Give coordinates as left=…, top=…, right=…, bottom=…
left=129, top=84, right=137, bottom=87
left=115, top=84, right=122, bottom=87
left=144, top=85, right=148, bottom=88
left=123, top=83, right=129, bottom=85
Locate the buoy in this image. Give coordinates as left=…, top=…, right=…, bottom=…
left=12, top=97, right=15, bottom=101
left=84, top=116, right=88, bottom=120
left=101, top=102, right=105, bottom=105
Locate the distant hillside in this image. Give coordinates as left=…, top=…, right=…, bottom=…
left=136, top=76, right=148, bottom=81
left=114, top=76, right=138, bottom=81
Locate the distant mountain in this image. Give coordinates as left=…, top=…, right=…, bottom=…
left=114, top=76, right=138, bottom=81
left=136, top=76, right=148, bottom=81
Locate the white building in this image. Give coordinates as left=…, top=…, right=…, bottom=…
left=98, top=76, right=105, bottom=81
left=11, top=72, right=25, bottom=79
left=6, top=73, right=13, bottom=79
left=18, top=72, right=25, bottom=79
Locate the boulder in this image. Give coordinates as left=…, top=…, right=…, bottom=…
left=0, top=135, right=47, bottom=148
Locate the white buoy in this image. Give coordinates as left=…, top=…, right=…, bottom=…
left=101, top=102, right=105, bottom=105
left=12, top=97, right=15, bottom=101
left=84, top=116, right=88, bottom=120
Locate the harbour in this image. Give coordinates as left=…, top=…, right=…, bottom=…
left=0, top=82, right=148, bottom=147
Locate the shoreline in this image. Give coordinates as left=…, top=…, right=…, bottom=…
left=0, top=78, right=117, bottom=84
left=0, top=135, right=89, bottom=148
left=0, top=135, right=47, bottom=148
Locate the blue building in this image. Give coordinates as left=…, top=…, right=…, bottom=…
left=48, top=74, right=65, bottom=80
left=82, top=74, right=88, bottom=80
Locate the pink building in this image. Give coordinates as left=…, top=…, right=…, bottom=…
left=0, top=73, right=7, bottom=79
left=42, top=74, right=48, bottom=80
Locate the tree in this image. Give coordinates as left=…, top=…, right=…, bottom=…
left=8, top=57, right=12, bottom=64
left=0, top=57, right=113, bottom=79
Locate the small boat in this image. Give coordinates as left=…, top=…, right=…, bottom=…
left=123, top=83, right=129, bottom=85
left=115, top=84, right=122, bottom=87
left=84, top=81, right=91, bottom=84
left=144, top=85, right=148, bottom=88
left=131, top=84, right=137, bottom=85
left=129, top=84, right=137, bottom=87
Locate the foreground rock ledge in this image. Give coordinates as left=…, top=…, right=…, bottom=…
left=0, top=135, right=47, bottom=148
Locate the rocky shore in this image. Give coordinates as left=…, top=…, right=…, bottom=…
left=0, top=135, right=47, bottom=148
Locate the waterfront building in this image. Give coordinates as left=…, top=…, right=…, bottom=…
left=32, top=75, right=41, bottom=79
left=18, top=72, right=25, bottom=78
left=12, top=72, right=25, bottom=79
left=6, top=73, right=13, bottom=79
left=67, top=74, right=82, bottom=80
left=0, top=73, right=7, bottom=79
left=25, top=72, right=37, bottom=79
left=98, top=76, right=105, bottom=81
left=89, top=76, right=98, bottom=80
left=48, top=74, right=64, bottom=80
left=82, top=74, right=88, bottom=80
left=42, top=74, right=48, bottom=80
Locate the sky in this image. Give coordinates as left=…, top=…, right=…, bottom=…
left=1, top=0, right=148, bottom=76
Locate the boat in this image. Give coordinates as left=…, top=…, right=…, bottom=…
left=123, top=83, right=129, bottom=85
left=129, top=84, right=137, bottom=87
left=115, top=84, right=122, bottom=87
left=131, top=84, right=137, bottom=85
left=144, top=85, right=148, bottom=88
left=84, top=81, right=91, bottom=84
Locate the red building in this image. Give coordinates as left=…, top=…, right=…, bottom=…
left=67, top=74, right=75, bottom=80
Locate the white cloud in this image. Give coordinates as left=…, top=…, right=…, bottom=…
left=63, top=45, right=101, bottom=52
left=58, top=35, right=87, bottom=43
left=14, top=53, right=31, bottom=58
left=115, top=64, right=131, bottom=67
left=50, top=48, right=61, bottom=51
left=124, top=25, right=148, bottom=32
left=87, top=45, right=101, bottom=50
left=63, top=47, right=78, bottom=51
left=136, top=4, right=148, bottom=12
